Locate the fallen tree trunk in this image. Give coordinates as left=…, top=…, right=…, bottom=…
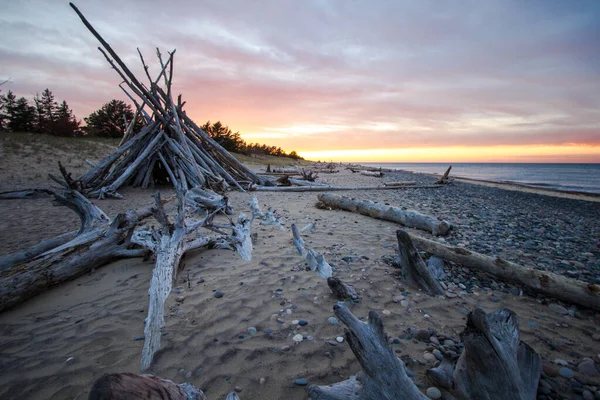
left=272, top=167, right=301, bottom=174
left=396, top=230, right=444, bottom=295
left=308, top=303, right=541, bottom=400
left=383, top=181, right=416, bottom=187
left=0, top=191, right=151, bottom=313
left=250, top=184, right=441, bottom=192
left=317, top=193, right=452, bottom=236
left=409, top=235, right=600, bottom=311
left=0, top=188, right=54, bottom=199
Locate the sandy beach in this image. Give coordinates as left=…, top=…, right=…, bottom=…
left=1, top=135, right=600, bottom=399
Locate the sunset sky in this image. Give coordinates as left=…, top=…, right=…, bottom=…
left=1, top=1, right=599, bottom=162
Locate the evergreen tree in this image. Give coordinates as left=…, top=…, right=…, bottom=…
left=201, top=120, right=244, bottom=152
left=54, top=100, right=80, bottom=137
left=84, top=99, right=141, bottom=138
left=11, top=97, right=36, bottom=132
left=35, top=88, right=58, bottom=134
left=0, top=90, right=16, bottom=131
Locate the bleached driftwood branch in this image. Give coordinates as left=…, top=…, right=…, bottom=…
left=132, top=187, right=255, bottom=371
left=291, top=223, right=332, bottom=278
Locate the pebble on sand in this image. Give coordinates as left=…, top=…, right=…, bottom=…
left=558, top=367, right=574, bottom=378
left=293, top=334, right=304, bottom=342
left=426, top=386, right=442, bottom=399
left=214, top=291, right=224, bottom=298
left=295, top=378, right=308, bottom=386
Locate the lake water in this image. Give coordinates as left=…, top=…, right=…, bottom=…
left=363, top=163, right=600, bottom=195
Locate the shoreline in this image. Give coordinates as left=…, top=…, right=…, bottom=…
left=360, top=165, right=600, bottom=203
left=358, top=162, right=600, bottom=201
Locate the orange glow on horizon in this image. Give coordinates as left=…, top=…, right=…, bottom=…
left=298, top=145, right=600, bottom=163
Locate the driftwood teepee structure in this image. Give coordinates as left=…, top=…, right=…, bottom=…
left=63, top=3, right=270, bottom=199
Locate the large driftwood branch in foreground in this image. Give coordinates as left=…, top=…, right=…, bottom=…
left=428, top=308, right=541, bottom=399
left=395, top=230, right=444, bottom=295
left=0, top=186, right=258, bottom=376
left=0, top=191, right=151, bottom=313
left=409, top=234, right=600, bottom=311
left=308, top=303, right=541, bottom=400
left=250, top=184, right=441, bottom=193
left=317, top=193, right=452, bottom=236
left=308, top=302, right=428, bottom=400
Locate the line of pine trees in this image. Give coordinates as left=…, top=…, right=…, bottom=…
left=0, top=89, right=80, bottom=136
left=0, top=88, right=303, bottom=159
left=201, top=121, right=303, bottom=160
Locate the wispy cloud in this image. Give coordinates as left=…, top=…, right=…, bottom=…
left=1, top=0, right=599, bottom=161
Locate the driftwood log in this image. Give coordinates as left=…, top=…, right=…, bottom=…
left=250, top=184, right=441, bottom=193
left=435, top=165, right=452, bottom=184
left=409, top=235, right=600, bottom=311
left=288, top=178, right=331, bottom=187
left=271, top=167, right=300, bottom=174
left=317, top=193, right=452, bottom=236
left=396, top=230, right=444, bottom=295
left=359, top=170, right=383, bottom=177
left=0, top=188, right=55, bottom=199
left=88, top=372, right=242, bottom=400
left=383, top=181, right=416, bottom=187
left=308, top=303, right=541, bottom=400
